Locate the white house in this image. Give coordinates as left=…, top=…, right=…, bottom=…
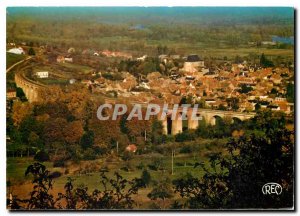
left=69, top=78, right=76, bottom=84
left=139, top=82, right=150, bottom=89
left=65, top=57, right=73, bottom=63
left=205, top=99, right=216, bottom=106
left=7, top=47, right=25, bottom=55
left=36, top=71, right=49, bottom=78
left=137, top=55, right=147, bottom=61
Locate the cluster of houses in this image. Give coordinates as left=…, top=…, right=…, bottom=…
left=81, top=49, right=133, bottom=59
left=99, top=50, right=132, bottom=59
left=78, top=53, right=294, bottom=115
left=6, top=41, right=294, bottom=115
left=56, top=55, right=73, bottom=63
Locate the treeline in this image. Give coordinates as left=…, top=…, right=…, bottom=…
left=6, top=84, right=166, bottom=162
left=175, top=110, right=291, bottom=142
left=8, top=110, right=294, bottom=209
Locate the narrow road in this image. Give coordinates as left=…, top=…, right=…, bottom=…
left=6, top=56, right=32, bottom=73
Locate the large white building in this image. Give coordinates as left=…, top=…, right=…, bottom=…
left=183, top=55, right=204, bottom=73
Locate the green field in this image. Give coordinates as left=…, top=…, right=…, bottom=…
left=37, top=78, right=69, bottom=85
left=58, top=62, right=93, bottom=74
left=6, top=137, right=226, bottom=208
left=6, top=53, right=25, bottom=69
left=7, top=154, right=208, bottom=186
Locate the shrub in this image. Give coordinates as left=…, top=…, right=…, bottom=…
left=175, top=162, right=184, bottom=167
left=179, top=145, right=192, bottom=154
left=83, top=148, right=96, bottom=160
left=175, top=131, right=196, bottom=142
left=34, top=150, right=50, bottom=162
left=93, top=146, right=108, bottom=155
left=186, top=162, right=194, bottom=166
left=122, top=151, right=134, bottom=161
left=141, top=169, right=151, bottom=187
left=136, top=162, right=145, bottom=170
left=120, top=166, right=130, bottom=172
left=64, top=169, right=69, bottom=175
left=148, top=158, right=165, bottom=171
left=53, top=160, right=65, bottom=168
left=120, top=161, right=133, bottom=172
left=49, top=171, right=62, bottom=179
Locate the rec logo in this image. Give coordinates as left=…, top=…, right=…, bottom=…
left=262, top=183, right=282, bottom=195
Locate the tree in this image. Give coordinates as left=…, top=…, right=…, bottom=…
left=157, top=45, right=167, bottom=55
left=239, top=84, right=253, bottom=94
left=173, top=112, right=294, bottom=209
left=80, top=130, right=94, bottom=150
left=28, top=131, right=42, bottom=155
left=23, top=163, right=55, bottom=209
left=12, top=101, right=33, bottom=128
left=140, top=169, right=151, bottom=187
left=89, top=115, right=127, bottom=154
left=151, top=119, right=164, bottom=144
left=255, top=103, right=261, bottom=111
left=148, top=177, right=173, bottom=209
left=16, top=87, right=27, bottom=102
left=197, top=99, right=206, bottom=108
left=175, top=130, right=196, bottom=142
left=247, top=110, right=286, bottom=132
left=63, top=121, right=84, bottom=145
left=234, top=55, right=243, bottom=63
left=34, top=150, right=50, bottom=162
left=140, top=59, right=159, bottom=75
left=180, top=95, right=193, bottom=105
left=148, top=157, right=165, bottom=171
left=270, top=88, right=278, bottom=95
left=39, top=85, right=91, bottom=122
left=217, top=104, right=227, bottom=111
left=260, top=53, right=274, bottom=67
left=34, top=101, right=73, bottom=120
left=10, top=163, right=143, bottom=209
left=126, top=117, right=151, bottom=143
left=286, top=83, right=294, bottom=102
left=226, top=97, right=239, bottom=111
left=28, top=47, right=36, bottom=56
left=43, top=118, right=67, bottom=146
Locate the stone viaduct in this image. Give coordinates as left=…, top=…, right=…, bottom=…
left=15, top=71, right=46, bottom=103
left=160, top=107, right=255, bottom=135
left=8, top=56, right=46, bottom=103
left=104, top=99, right=256, bottom=135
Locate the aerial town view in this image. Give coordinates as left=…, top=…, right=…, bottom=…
left=6, top=7, right=294, bottom=210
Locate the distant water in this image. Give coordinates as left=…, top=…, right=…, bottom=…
left=272, top=36, right=294, bottom=45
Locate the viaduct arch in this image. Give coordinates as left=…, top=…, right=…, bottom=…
left=161, top=108, right=255, bottom=135
left=15, top=71, right=46, bottom=103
